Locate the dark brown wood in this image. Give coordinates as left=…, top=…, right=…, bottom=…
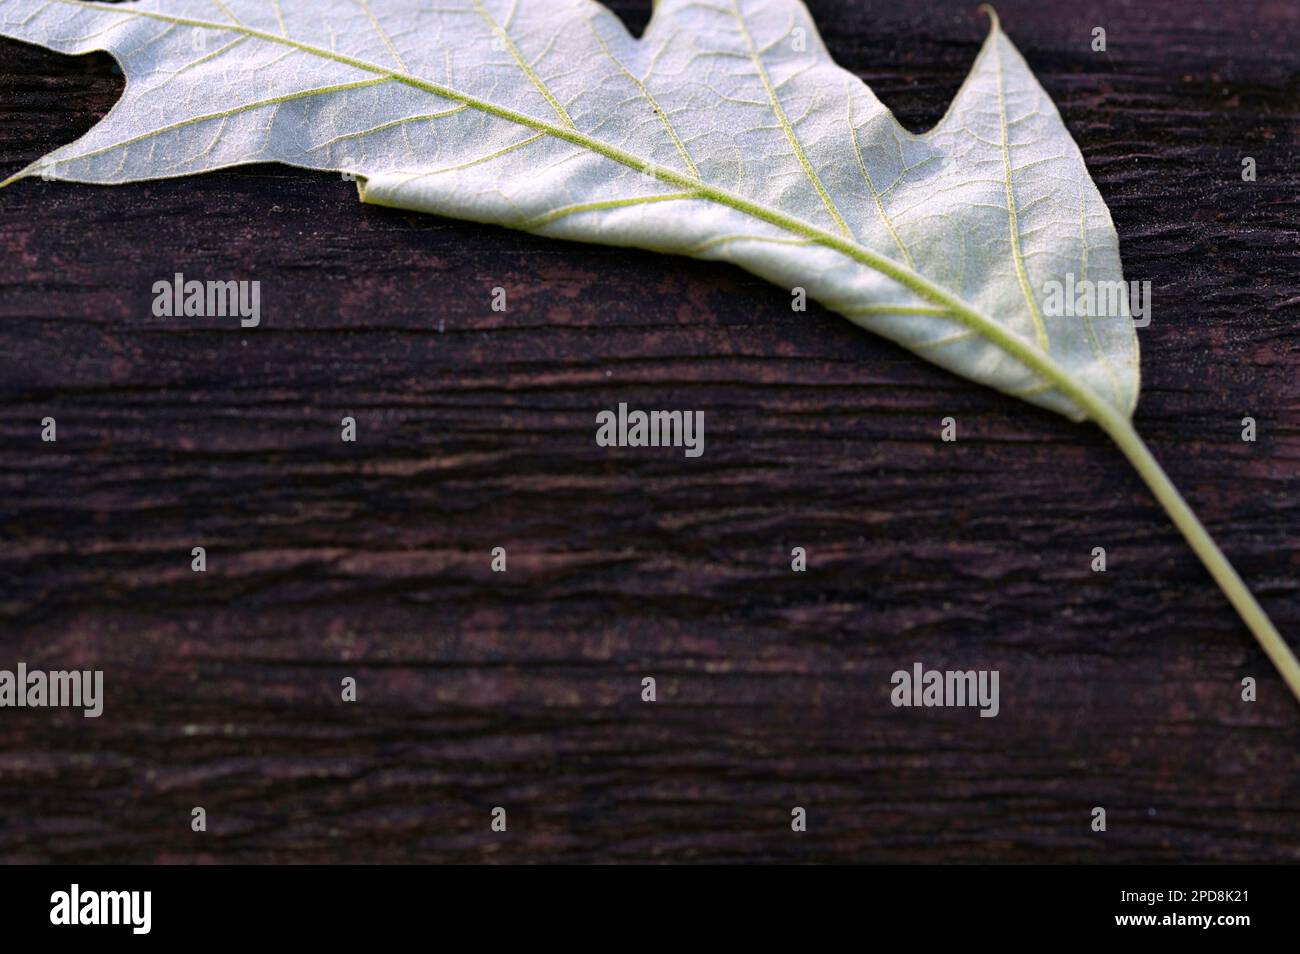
left=0, top=0, right=1297, bottom=863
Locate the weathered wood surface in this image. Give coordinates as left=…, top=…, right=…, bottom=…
left=0, top=0, right=1297, bottom=863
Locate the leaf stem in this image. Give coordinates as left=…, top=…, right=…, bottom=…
left=1092, top=404, right=1300, bottom=703
left=851, top=267, right=1300, bottom=703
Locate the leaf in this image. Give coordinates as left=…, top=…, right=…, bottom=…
left=1, top=0, right=1136, bottom=422
left=2, top=0, right=1298, bottom=702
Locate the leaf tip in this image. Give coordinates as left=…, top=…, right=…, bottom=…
left=0, top=167, right=28, bottom=191
left=0, top=158, right=47, bottom=190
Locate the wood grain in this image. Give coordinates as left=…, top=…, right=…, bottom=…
left=0, top=0, right=1297, bottom=863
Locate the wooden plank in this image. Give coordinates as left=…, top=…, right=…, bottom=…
left=0, top=0, right=1297, bottom=862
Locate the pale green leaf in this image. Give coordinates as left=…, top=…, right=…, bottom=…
left=1, top=0, right=1137, bottom=421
